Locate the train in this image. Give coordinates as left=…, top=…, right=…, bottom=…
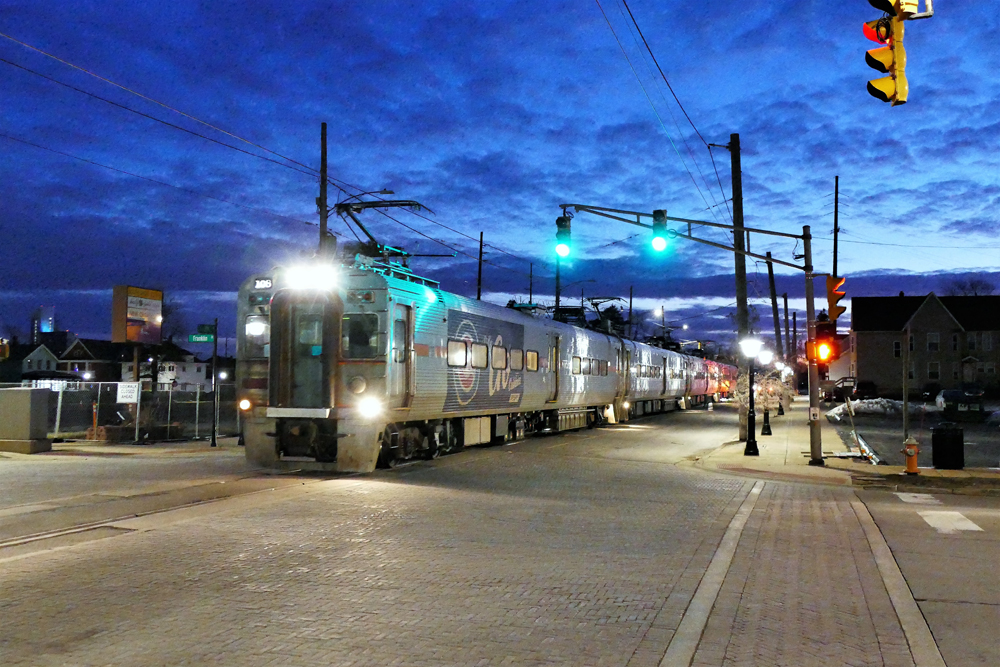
left=236, top=256, right=737, bottom=472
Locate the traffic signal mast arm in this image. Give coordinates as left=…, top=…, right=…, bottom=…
left=559, top=203, right=807, bottom=272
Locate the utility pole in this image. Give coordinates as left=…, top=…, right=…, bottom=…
left=210, top=317, right=218, bottom=448
left=767, top=252, right=784, bottom=361
left=903, top=324, right=911, bottom=439
left=628, top=286, right=633, bottom=339
left=803, top=227, right=823, bottom=465
left=476, top=232, right=484, bottom=300
left=529, top=263, right=533, bottom=304
left=318, top=123, right=329, bottom=256
left=783, top=293, right=790, bottom=365
left=793, top=312, right=798, bottom=366
left=729, top=133, right=751, bottom=442
left=833, top=175, right=840, bottom=278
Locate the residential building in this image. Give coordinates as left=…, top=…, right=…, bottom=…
left=851, top=293, right=1000, bottom=397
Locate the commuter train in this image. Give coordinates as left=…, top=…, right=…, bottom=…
left=236, top=257, right=736, bottom=472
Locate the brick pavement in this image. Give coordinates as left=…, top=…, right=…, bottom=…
left=0, top=419, right=938, bottom=666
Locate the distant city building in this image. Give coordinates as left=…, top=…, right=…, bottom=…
left=851, top=294, right=999, bottom=397
left=31, top=306, right=56, bottom=343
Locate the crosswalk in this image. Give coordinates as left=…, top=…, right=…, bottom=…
left=893, top=492, right=986, bottom=533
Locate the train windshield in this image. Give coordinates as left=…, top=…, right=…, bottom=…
left=342, top=313, right=380, bottom=359
left=243, top=314, right=270, bottom=358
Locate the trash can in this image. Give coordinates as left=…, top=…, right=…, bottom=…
left=931, top=422, right=964, bottom=470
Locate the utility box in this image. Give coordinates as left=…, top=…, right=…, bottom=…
left=931, top=422, right=964, bottom=470
left=0, top=388, right=52, bottom=453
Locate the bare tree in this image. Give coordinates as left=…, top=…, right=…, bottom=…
left=943, top=278, right=995, bottom=297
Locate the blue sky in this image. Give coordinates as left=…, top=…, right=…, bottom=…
left=1, top=0, right=997, bottom=353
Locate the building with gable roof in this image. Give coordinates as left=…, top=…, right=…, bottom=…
left=850, top=293, right=999, bottom=397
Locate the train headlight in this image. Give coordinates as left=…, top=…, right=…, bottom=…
left=348, top=376, right=367, bottom=394
left=357, top=396, right=383, bottom=419
left=285, top=263, right=338, bottom=291
left=238, top=399, right=252, bottom=411
left=245, top=316, right=268, bottom=337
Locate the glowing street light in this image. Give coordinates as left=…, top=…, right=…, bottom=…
left=739, top=337, right=764, bottom=456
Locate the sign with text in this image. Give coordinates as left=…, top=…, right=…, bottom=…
left=197, top=324, right=216, bottom=334
left=188, top=334, right=214, bottom=343
left=111, top=285, right=163, bottom=344
left=117, top=382, right=140, bottom=404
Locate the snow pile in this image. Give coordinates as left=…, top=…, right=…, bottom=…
left=825, top=398, right=940, bottom=422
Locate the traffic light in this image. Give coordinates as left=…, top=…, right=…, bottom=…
left=826, top=275, right=847, bottom=323
left=864, top=0, right=910, bottom=105
left=651, top=209, right=668, bottom=252
left=555, top=216, right=571, bottom=257
left=806, top=338, right=839, bottom=364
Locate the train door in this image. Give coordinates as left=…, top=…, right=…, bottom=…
left=269, top=291, right=338, bottom=409
left=389, top=304, right=412, bottom=407
left=662, top=357, right=668, bottom=396
left=546, top=334, right=560, bottom=403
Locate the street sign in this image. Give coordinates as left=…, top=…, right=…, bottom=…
left=117, top=382, right=140, bottom=404
left=188, top=334, right=215, bottom=343
left=197, top=324, right=217, bottom=334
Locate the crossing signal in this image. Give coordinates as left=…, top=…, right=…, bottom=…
left=555, top=216, right=571, bottom=257
left=864, top=0, right=909, bottom=105
left=651, top=209, right=668, bottom=252
left=827, top=275, right=847, bottom=323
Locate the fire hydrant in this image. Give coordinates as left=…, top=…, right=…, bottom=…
left=902, top=437, right=920, bottom=475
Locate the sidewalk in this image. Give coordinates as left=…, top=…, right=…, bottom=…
left=693, top=398, right=1000, bottom=495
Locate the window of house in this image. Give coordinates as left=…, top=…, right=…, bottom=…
left=968, top=333, right=977, bottom=351
left=927, top=362, right=940, bottom=380
left=197, top=366, right=202, bottom=373
left=985, top=362, right=996, bottom=375
left=169, top=365, right=175, bottom=372
left=491, top=345, right=507, bottom=370
left=46, top=360, right=51, bottom=370
left=984, top=332, right=993, bottom=351
left=26, top=359, right=32, bottom=369
left=927, top=333, right=939, bottom=352
left=908, top=363, right=914, bottom=380
left=572, top=356, right=581, bottom=374
left=953, top=363, right=960, bottom=380
left=581, top=358, right=591, bottom=375
left=893, top=341, right=901, bottom=359
left=510, top=349, right=523, bottom=371
left=526, top=350, right=538, bottom=372
left=976, top=362, right=985, bottom=374
left=447, top=340, right=467, bottom=367
left=181, top=365, right=187, bottom=372
left=952, top=334, right=960, bottom=352
left=470, top=343, right=488, bottom=369
left=908, top=334, right=914, bottom=351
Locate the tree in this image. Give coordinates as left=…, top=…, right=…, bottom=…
left=160, top=298, right=188, bottom=341
left=943, top=278, right=995, bottom=297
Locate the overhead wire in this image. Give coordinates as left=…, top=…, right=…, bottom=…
left=0, top=131, right=341, bottom=237
left=0, top=31, right=320, bottom=177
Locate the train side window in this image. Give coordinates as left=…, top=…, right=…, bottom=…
left=526, top=350, right=539, bottom=372
left=602, top=360, right=608, bottom=376
left=510, top=348, right=524, bottom=371
left=447, top=340, right=467, bottom=367
left=491, top=346, right=507, bottom=369
left=392, top=318, right=407, bottom=363
left=471, top=343, right=488, bottom=369
left=581, top=358, right=591, bottom=375
left=572, top=356, right=581, bottom=374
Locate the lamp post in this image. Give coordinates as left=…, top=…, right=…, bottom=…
left=774, top=361, right=786, bottom=415
left=758, top=349, right=774, bottom=435
left=739, top=337, right=764, bottom=456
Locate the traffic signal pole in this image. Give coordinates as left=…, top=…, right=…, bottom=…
left=803, top=227, right=823, bottom=465
left=729, top=134, right=751, bottom=442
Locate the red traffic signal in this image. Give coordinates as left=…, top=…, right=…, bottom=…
left=807, top=338, right=840, bottom=363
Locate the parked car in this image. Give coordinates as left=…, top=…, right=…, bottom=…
left=852, top=381, right=878, bottom=400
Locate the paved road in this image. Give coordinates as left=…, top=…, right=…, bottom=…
left=1, top=407, right=996, bottom=665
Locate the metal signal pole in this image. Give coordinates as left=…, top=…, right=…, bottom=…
left=477, top=231, right=484, bottom=300
left=803, top=228, right=823, bottom=465
left=730, top=134, right=751, bottom=441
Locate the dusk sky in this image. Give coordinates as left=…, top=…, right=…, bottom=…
left=2, top=1, right=997, bottom=354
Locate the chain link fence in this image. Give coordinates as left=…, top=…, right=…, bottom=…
left=0, top=382, right=240, bottom=442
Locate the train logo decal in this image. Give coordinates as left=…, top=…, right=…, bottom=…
left=445, top=310, right=524, bottom=412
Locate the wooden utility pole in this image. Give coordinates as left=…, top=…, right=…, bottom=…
left=833, top=175, right=840, bottom=278
left=767, top=252, right=784, bottom=361
left=729, top=134, right=751, bottom=443
left=476, top=232, right=484, bottom=300
left=319, top=123, right=329, bottom=255
left=628, top=286, right=633, bottom=339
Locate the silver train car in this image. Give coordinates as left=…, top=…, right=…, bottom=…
left=236, top=258, right=736, bottom=472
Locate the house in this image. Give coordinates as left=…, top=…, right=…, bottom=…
left=58, top=338, right=133, bottom=381
left=851, top=293, right=999, bottom=397
left=120, top=340, right=209, bottom=390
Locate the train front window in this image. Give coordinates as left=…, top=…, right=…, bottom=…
left=342, top=313, right=380, bottom=359
left=244, top=314, right=270, bottom=358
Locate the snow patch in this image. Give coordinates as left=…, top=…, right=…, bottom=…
left=825, top=398, right=940, bottom=422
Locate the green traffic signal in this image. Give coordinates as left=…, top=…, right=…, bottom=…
left=555, top=216, right=571, bottom=257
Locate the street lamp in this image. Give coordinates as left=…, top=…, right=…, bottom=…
left=739, top=337, right=763, bottom=456
left=757, top=349, right=774, bottom=435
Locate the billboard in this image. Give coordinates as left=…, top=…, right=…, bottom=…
left=112, top=285, right=163, bottom=344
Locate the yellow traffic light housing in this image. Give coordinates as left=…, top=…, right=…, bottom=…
left=864, top=1, right=909, bottom=106
left=826, top=275, right=847, bottom=323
